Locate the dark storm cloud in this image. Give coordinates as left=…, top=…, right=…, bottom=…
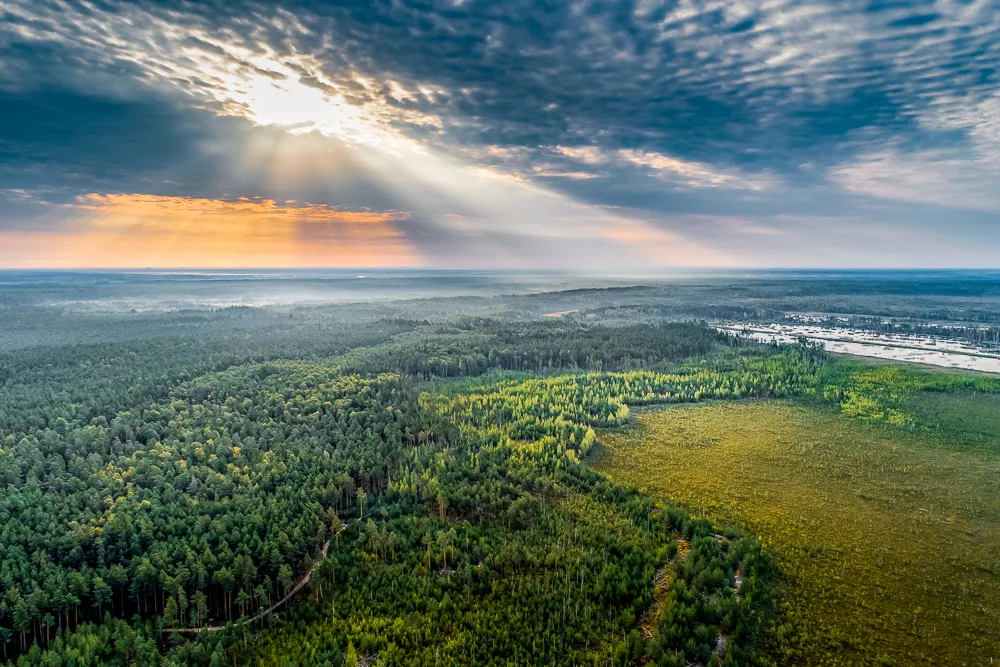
left=0, top=90, right=239, bottom=202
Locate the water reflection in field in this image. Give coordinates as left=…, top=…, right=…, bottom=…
left=718, top=323, right=1000, bottom=373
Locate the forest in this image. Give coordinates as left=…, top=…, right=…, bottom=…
left=1, top=274, right=998, bottom=666
left=0, top=315, right=792, bottom=666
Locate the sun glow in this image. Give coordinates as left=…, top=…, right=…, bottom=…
left=203, top=51, right=395, bottom=145
left=0, top=194, right=421, bottom=269
left=167, top=34, right=445, bottom=152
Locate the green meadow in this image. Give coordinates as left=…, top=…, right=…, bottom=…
left=595, top=396, right=1000, bottom=666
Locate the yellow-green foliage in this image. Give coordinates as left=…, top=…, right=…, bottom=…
left=425, top=349, right=820, bottom=469
left=596, top=400, right=1000, bottom=667
left=818, top=361, right=1000, bottom=427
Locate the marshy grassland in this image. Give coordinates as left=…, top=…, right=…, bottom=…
left=595, top=397, right=1000, bottom=666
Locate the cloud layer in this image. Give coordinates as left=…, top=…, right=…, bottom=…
left=1, top=0, right=999, bottom=268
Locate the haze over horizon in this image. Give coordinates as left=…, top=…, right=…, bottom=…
left=2, top=0, right=999, bottom=270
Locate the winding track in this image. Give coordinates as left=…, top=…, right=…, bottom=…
left=163, top=538, right=332, bottom=634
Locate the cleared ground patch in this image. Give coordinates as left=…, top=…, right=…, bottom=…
left=595, top=400, right=1000, bottom=666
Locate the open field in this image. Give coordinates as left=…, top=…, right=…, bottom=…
left=595, top=399, right=1000, bottom=666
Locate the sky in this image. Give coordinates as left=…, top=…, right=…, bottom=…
left=0, top=0, right=998, bottom=271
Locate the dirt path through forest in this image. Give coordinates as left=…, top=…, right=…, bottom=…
left=163, top=539, right=331, bottom=634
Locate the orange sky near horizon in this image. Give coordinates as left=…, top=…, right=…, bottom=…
left=0, top=194, right=423, bottom=269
